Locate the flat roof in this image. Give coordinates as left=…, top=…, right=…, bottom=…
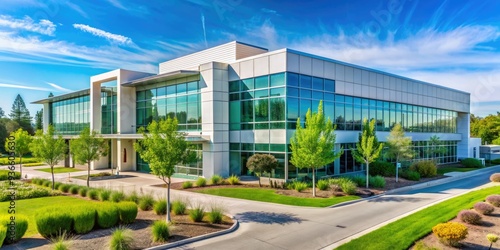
left=31, top=89, right=90, bottom=104
left=122, top=70, right=199, bottom=87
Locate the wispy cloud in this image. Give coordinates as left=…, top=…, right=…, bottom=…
left=106, top=0, right=127, bottom=10
left=66, top=2, right=89, bottom=19
left=73, top=24, right=132, bottom=45
left=0, top=82, right=52, bottom=91
left=261, top=8, right=277, bottom=14
left=201, top=12, right=208, bottom=48
left=45, top=82, right=73, bottom=92
left=0, top=15, right=56, bottom=36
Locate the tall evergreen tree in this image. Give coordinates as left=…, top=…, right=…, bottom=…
left=0, top=107, right=4, bottom=118
left=35, top=109, right=43, bottom=130
left=9, top=94, right=33, bottom=134
left=48, top=92, right=54, bottom=97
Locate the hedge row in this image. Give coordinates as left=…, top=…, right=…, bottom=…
left=0, top=170, right=20, bottom=181
left=0, top=158, right=40, bottom=166
left=35, top=202, right=138, bottom=238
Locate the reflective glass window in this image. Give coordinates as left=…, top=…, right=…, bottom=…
left=270, top=73, right=285, bottom=87
left=300, top=75, right=312, bottom=89
left=287, top=87, right=299, bottom=97
left=255, top=76, right=268, bottom=89
left=287, top=72, right=299, bottom=87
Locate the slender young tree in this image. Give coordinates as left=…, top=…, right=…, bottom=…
left=351, top=119, right=384, bottom=188
left=427, top=135, right=447, bottom=162
left=30, top=125, right=66, bottom=190
left=70, top=127, right=109, bottom=187
left=4, top=128, right=32, bottom=179
left=385, top=123, right=414, bottom=181
left=134, top=117, right=196, bottom=222
left=246, top=154, right=278, bottom=187
left=290, top=101, right=342, bottom=197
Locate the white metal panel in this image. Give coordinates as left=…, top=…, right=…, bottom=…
left=254, top=56, right=269, bottom=77
left=286, top=52, right=300, bottom=73
left=312, top=58, right=324, bottom=78
left=299, top=55, right=312, bottom=75
left=269, top=52, right=286, bottom=74
left=324, top=61, right=336, bottom=79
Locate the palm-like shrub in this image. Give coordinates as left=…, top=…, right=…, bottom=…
left=226, top=175, right=240, bottom=185
left=458, top=210, right=482, bottom=225
left=208, top=204, right=225, bottom=224
left=189, top=204, right=205, bottom=222
left=474, top=202, right=495, bottom=215
left=317, top=179, right=330, bottom=191
left=432, top=222, right=468, bottom=246
left=210, top=175, right=223, bottom=185
left=50, top=232, right=72, bottom=250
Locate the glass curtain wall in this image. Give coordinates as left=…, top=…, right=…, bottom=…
left=136, top=144, right=203, bottom=175
left=101, top=87, right=117, bottom=134
left=50, top=95, right=90, bottom=135
left=229, top=143, right=286, bottom=178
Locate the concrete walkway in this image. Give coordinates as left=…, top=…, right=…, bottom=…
left=14, top=165, right=500, bottom=250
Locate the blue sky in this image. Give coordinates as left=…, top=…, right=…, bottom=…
left=0, top=0, right=499, bottom=118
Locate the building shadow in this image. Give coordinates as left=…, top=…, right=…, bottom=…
left=235, top=211, right=304, bottom=225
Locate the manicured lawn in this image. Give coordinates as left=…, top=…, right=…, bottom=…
left=437, top=167, right=477, bottom=175
left=1, top=196, right=99, bottom=237
left=337, top=185, right=500, bottom=250
left=36, top=167, right=83, bottom=173
left=195, top=187, right=359, bottom=207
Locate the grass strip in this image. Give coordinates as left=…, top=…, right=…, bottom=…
left=195, top=187, right=359, bottom=207
left=336, top=185, right=500, bottom=250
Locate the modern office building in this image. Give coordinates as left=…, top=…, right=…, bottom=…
left=33, top=41, right=472, bottom=180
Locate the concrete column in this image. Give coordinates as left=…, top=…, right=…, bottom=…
left=42, top=103, right=50, bottom=132
left=457, top=112, right=470, bottom=159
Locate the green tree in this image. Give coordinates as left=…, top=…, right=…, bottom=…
left=35, top=109, right=43, bottom=130
left=246, top=154, right=278, bottom=187
left=0, top=107, right=4, bottom=118
left=352, top=119, right=384, bottom=188
left=70, top=127, right=108, bottom=187
left=470, top=113, right=500, bottom=145
left=427, top=135, right=447, bottom=161
left=385, top=123, right=414, bottom=181
left=4, top=128, right=32, bottom=179
left=9, top=94, right=33, bottom=134
left=290, top=101, right=342, bottom=197
left=134, top=117, right=196, bottom=222
left=30, top=125, right=67, bottom=190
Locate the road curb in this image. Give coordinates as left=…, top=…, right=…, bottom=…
left=144, top=215, right=239, bottom=250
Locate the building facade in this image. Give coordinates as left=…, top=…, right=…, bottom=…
left=33, top=41, right=472, bottom=180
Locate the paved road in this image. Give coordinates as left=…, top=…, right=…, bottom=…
left=172, top=166, right=500, bottom=250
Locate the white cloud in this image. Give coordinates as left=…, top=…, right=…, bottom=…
left=73, top=24, right=132, bottom=45
left=0, top=82, right=52, bottom=91
left=66, top=2, right=89, bottom=19
left=45, top=82, right=73, bottom=92
left=0, top=15, right=56, bottom=36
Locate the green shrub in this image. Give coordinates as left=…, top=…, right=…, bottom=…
left=432, top=222, right=468, bottom=246
left=182, top=181, right=193, bottom=189
left=370, top=161, right=396, bottom=177
left=110, top=191, right=126, bottom=203
left=43, top=180, right=52, bottom=187
left=22, top=162, right=46, bottom=167
left=208, top=204, right=224, bottom=224
left=50, top=232, right=71, bottom=250
left=116, top=202, right=138, bottom=224
left=461, top=158, right=483, bottom=168
left=189, top=204, right=205, bottom=222
left=317, top=179, right=330, bottom=191
left=138, top=194, right=155, bottom=211
left=0, top=215, right=28, bottom=244
left=59, top=184, right=71, bottom=193
left=153, top=200, right=168, bottom=215
left=0, top=157, right=39, bottom=165
left=35, top=209, right=72, bottom=238
left=69, top=185, right=79, bottom=195
left=410, top=160, right=437, bottom=178
left=99, top=189, right=112, bottom=201
left=0, top=170, right=20, bottom=181
left=226, top=175, right=240, bottom=185
left=78, top=187, right=88, bottom=197
left=32, top=178, right=43, bottom=185
left=151, top=221, right=170, bottom=243
left=96, top=203, right=119, bottom=228
left=401, top=169, right=421, bottom=181
left=87, top=189, right=99, bottom=200
left=210, top=174, right=223, bottom=185
left=492, top=158, right=500, bottom=164
left=195, top=177, right=206, bottom=187
left=369, top=175, right=386, bottom=188
left=125, top=190, right=139, bottom=204
left=0, top=226, right=6, bottom=248
left=172, top=200, right=187, bottom=215
left=54, top=182, right=63, bottom=190
left=413, top=241, right=439, bottom=250
left=347, top=175, right=366, bottom=187
left=293, top=181, right=308, bottom=192
left=109, top=226, right=133, bottom=250
left=329, top=178, right=358, bottom=195
left=72, top=207, right=95, bottom=234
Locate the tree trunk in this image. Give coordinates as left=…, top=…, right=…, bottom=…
left=51, top=165, right=55, bottom=190
left=87, top=162, right=91, bottom=187
left=312, top=167, right=316, bottom=197
left=366, top=161, right=369, bottom=189
left=258, top=171, right=262, bottom=187
left=19, top=155, right=22, bottom=179
left=166, top=177, right=171, bottom=223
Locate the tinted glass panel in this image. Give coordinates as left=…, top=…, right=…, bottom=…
left=270, top=73, right=285, bottom=87
left=255, top=76, right=268, bottom=89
